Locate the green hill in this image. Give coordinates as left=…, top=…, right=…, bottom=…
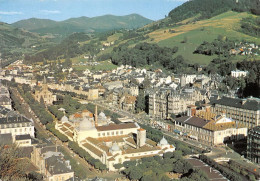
left=12, top=14, right=153, bottom=37
left=92, top=11, right=259, bottom=66
left=168, top=0, right=260, bottom=23
left=11, top=18, right=57, bottom=31
left=29, top=10, right=259, bottom=67
left=0, top=22, right=54, bottom=60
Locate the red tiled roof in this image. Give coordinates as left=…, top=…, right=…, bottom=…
left=82, top=142, right=103, bottom=157
left=96, top=123, right=138, bottom=131
left=74, top=113, right=82, bottom=118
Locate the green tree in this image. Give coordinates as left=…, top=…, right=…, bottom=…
left=63, top=57, right=72, bottom=68
left=129, top=167, right=142, bottom=180
left=136, top=90, right=145, bottom=113
left=0, top=144, right=28, bottom=180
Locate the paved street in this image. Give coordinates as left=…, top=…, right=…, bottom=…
left=186, top=158, right=228, bottom=181
left=10, top=88, right=121, bottom=180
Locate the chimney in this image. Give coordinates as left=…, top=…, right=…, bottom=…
left=95, top=105, right=98, bottom=126
left=137, top=128, right=146, bottom=148
left=241, top=99, right=246, bottom=105
left=221, top=111, right=226, bottom=117
left=187, top=105, right=196, bottom=116
left=202, top=104, right=211, bottom=112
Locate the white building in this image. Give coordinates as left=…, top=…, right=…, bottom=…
left=0, top=108, right=35, bottom=147
left=231, top=70, right=248, bottom=78
left=56, top=109, right=175, bottom=171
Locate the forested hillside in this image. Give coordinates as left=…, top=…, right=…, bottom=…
left=168, top=0, right=260, bottom=23
left=241, top=16, right=260, bottom=37
left=0, top=22, right=53, bottom=62
left=111, top=42, right=185, bottom=72
left=24, top=32, right=91, bottom=63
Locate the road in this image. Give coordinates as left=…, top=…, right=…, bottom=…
left=10, top=88, right=122, bottom=180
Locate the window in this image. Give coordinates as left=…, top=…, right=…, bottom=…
left=98, top=133, right=100, bottom=137
left=111, top=132, right=114, bottom=136
left=107, top=132, right=110, bottom=136
left=102, top=133, right=105, bottom=136
left=120, top=131, right=123, bottom=135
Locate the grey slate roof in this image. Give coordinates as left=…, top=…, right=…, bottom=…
left=185, top=117, right=210, bottom=128
left=45, top=155, right=72, bottom=175
left=15, top=134, right=31, bottom=140
left=0, top=116, right=31, bottom=124
left=0, top=133, right=13, bottom=145
left=250, top=126, right=260, bottom=133
left=211, top=97, right=260, bottom=111
left=175, top=116, right=210, bottom=128
left=17, top=146, right=34, bottom=158
left=39, top=145, right=57, bottom=154
left=0, top=95, right=11, bottom=103
left=0, top=106, right=11, bottom=116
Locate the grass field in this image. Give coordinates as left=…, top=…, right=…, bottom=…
left=107, top=32, right=122, bottom=42
left=73, top=60, right=117, bottom=71
left=154, top=11, right=259, bottom=64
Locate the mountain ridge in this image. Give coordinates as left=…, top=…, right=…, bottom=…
left=12, top=14, right=153, bottom=36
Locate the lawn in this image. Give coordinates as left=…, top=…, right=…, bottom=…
left=158, top=28, right=217, bottom=64
left=73, top=60, right=117, bottom=71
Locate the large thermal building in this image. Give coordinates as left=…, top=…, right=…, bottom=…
left=55, top=106, right=175, bottom=171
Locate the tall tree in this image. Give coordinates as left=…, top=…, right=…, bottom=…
left=136, top=90, right=145, bottom=113
left=0, top=145, right=28, bottom=180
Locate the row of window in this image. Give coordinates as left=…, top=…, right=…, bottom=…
left=98, top=130, right=124, bottom=137
left=1, top=123, right=32, bottom=128
left=0, top=127, right=32, bottom=134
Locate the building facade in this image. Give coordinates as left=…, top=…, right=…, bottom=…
left=172, top=107, right=247, bottom=146
left=0, top=113, right=34, bottom=138
left=247, top=126, right=260, bottom=164
left=211, top=97, right=260, bottom=129
left=231, top=70, right=248, bottom=78
left=31, top=145, right=74, bottom=181
left=34, top=77, right=56, bottom=105
left=149, top=88, right=207, bottom=119
left=0, top=86, right=12, bottom=110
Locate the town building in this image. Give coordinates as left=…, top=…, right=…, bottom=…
left=149, top=88, right=208, bottom=119
left=231, top=70, right=248, bottom=78
left=211, top=97, right=260, bottom=129
left=0, top=106, right=35, bottom=147
left=0, top=86, right=12, bottom=110
left=55, top=107, right=175, bottom=171
left=180, top=74, right=197, bottom=87
left=34, top=77, right=57, bottom=105
left=247, top=126, right=260, bottom=164
left=0, top=111, right=34, bottom=138
left=31, top=145, right=74, bottom=181
left=171, top=105, right=247, bottom=145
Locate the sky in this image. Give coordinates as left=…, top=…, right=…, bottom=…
left=0, top=0, right=188, bottom=24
